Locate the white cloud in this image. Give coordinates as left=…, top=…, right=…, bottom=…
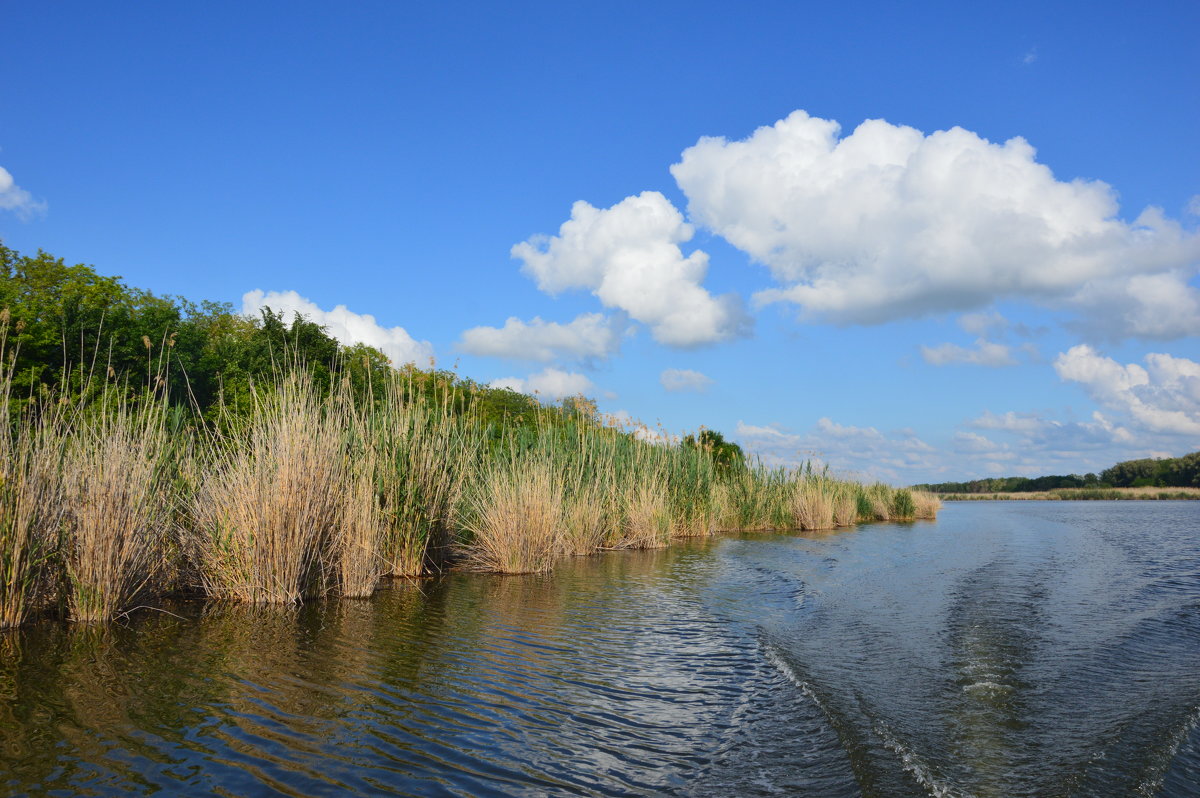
left=241, top=289, right=433, bottom=366
left=511, top=191, right=750, bottom=347
left=970, top=410, right=1046, bottom=434
left=970, top=406, right=1136, bottom=449
left=660, top=367, right=714, bottom=393
left=489, top=367, right=595, bottom=401
left=921, top=338, right=1016, bottom=367
left=1068, top=271, right=1200, bottom=339
left=670, top=110, right=1200, bottom=331
left=0, top=164, right=46, bottom=219
left=734, top=417, right=935, bottom=482
left=953, top=431, right=1004, bottom=453
left=1054, top=345, right=1200, bottom=435
left=458, top=312, right=626, bottom=363
left=958, top=311, right=1008, bottom=337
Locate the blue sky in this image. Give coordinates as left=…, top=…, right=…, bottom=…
left=2, top=1, right=1198, bottom=483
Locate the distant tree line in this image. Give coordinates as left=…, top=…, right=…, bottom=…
left=914, top=451, right=1200, bottom=493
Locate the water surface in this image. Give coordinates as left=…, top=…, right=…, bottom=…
left=1, top=501, right=1197, bottom=796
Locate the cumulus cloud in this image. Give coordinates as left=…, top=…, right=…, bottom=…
left=241, top=289, right=433, bottom=366
left=970, top=407, right=1136, bottom=449
left=0, top=164, right=46, bottom=219
left=734, top=417, right=935, bottom=482
left=921, top=338, right=1016, bottom=367
left=660, top=368, right=714, bottom=392
left=511, top=191, right=750, bottom=347
left=489, top=367, right=595, bottom=401
left=1067, top=271, right=1200, bottom=339
left=670, top=110, right=1200, bottom=331
left=953, top=430, right=1006, bottom=453
left=1054, top=345, right=1200, bottom=435
left=459, top=312, right=626, bottom=364
left=958, top=311, right=1008, bottom=337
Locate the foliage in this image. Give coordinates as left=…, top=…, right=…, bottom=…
left=0, top=242, right=942, bottom=622
left=683, top=428, right=746, bottom=473
left=917, top=451, right=1200, bottom=494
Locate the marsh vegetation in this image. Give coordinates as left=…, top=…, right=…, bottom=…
left=0, top=245, right=939, bottom=626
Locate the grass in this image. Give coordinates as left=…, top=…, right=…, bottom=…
left=62, top=393, right=173, bottom=622
left=188, top=373, right=346, bottom=604
left=936, top=487, right=1200, bottom=501
left=0, top=330, right=942, bottom=624
left=462, top=458, right=561, bottom=574
left=368, top=375, right=483, bottom=577
left=0, top=315, right=68, bottom=628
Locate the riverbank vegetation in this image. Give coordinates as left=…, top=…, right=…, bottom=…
left=935, top=487, right=1200, bottom=501
left=0, top=244, right=939, bottom=626
left=914, top=450, right=1200, bottom=498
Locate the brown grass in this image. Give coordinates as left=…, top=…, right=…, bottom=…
left=335, top=435, right=387, bottom=598
left=912, top=490, right=942, bottom=518
left=463, top=461, right=562, bottom=573
left=62, top=398, right=173, bottom=622
left=560, top=484, right=607, bottom=556
left=189, top=374, right=346, bottom=603
left=0, top=398, right=67, bottom=628
left=792, top=480, right=835, bottom=530
left=618, top=480, right=672, bottom=549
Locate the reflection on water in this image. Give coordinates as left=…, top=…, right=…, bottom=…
left=0, top=502, right=1197, bottom=796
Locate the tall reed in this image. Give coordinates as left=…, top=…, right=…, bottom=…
left=618, top=479, right=672, bottom=549
left=911, top=490, right=942, bottom=519
left=462, top=458, right=561, bottom=574
left=189, top=374, right=346, bottom=603
left=831, top=483, right=858, bottom=527
left=61, top=393, right=173, bottom=622
left=792, top=479, right=835, bottom=530
left=335, top=423, right=387, bottom=598
left=370, top=376, right=480, bottom=576
left=0, top=313, right=68, bottom=628
left=560, top=482, right=607, bottom=556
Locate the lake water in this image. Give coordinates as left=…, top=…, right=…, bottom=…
left=1, top=501, right=1198, bottom=796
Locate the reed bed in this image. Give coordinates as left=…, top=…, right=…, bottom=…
left=189, top=374, right=346, bottom=604
left=619, top=480, right=673, bottom=549
left=62, top=395, right=173, bottom=622
left=335, top=433, right=387, bottom=598
left=368, top=377, right=482, bottom=577
left=0, top=316, right=68, bottom=628
left=462, top=459, right=562, bottom=574
left=0, top=339, right=941, bottom=625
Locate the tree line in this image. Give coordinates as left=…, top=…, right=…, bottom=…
left=0, top=243, right=594, bottom=432
left=1, top=243, right=752, bottom=464
left=914, top=451, right=1200, bottom=494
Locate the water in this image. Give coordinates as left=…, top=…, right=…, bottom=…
left=1, top=501, right=1198, bottom=796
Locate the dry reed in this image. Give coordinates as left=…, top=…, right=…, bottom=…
left=335, top=435, right=387, bottom=598
left=618, top=480, right=672, bottom=549
left=792, top=480, right=835, bottom=530
left=189, top=374, right=346, bottom=603
left=372, top=378, right=479, bottom=576
left=560, top=485, right=607, bottom=556
left=912, top=490, right=942, bottom=519
left=463, top=460, right=562, bottom=573
left=0, top=321, right=68, bottom=627
left=831, top=485, right=858, bottom=527
left=62, top=397, right=173, bottom=622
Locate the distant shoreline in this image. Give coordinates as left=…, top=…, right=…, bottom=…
left=936, top=487, right=1200, bottom=501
